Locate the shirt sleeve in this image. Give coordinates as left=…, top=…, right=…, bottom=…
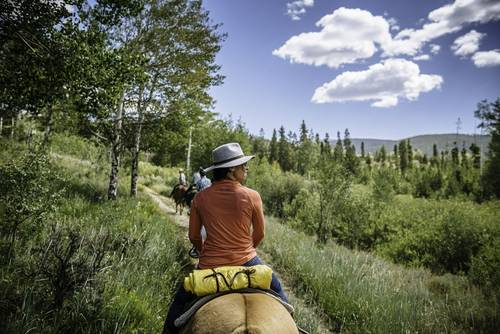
left=189, top=196, right=203, bottom=252
left=250, top=190, right=265, bottom=247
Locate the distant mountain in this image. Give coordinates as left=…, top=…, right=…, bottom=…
left=332, top=134, right=491, bottom=156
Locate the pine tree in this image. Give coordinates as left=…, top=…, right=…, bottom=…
left=287, top=130, right=298, bottom=172
left=343, top=128, right=358, bottom=175
left=469, top=143, right=481, bottom=169
left=269, top=128, right=278, bottom=162
left=379, top=145, right=387, bottom=163
left=315, top=133, right=320, bottom=145
left=278, top=126, right=292, bottom=171
left=431, top=143, right=439, bottom=166
left=407, top=139, right=413, bottom=168
left=252, top=128, right=268, bottom=160
left=461, top=147, right=468, bottom=168
left=322, top=133, right=332, bottom=158
left=361, top=141, right=365, bottom=158
left=399, top=140, right=408, bottom=173
left=333, top=131, right=343, bottom=162
left=393, top=144, right=399, bottom=166
left=297, top=120, right=314, bottom=175
left=475, top=98, right=500, bottom=197
left=343, top=128, right=352, bottom=151
left=451, top=142, right=460, bottom=165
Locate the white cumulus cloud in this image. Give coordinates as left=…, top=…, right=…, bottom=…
left=276, top=1, right=500, bottom=67
left=414, top=54, right=430, bottom=61
left=472, top=50, right=500, bottom=67
left=311, top=59, right=443, bottom=108
left=382, top=0, right=500, bottom=57
left=286, top=0, right=314, bottom=21
left=273, top=7, right=391, bottom=68
left=387, top=17, right=400, bottom=31
left=451, top=30, right=485, bottom=57
left=430, top=44, right=441, bottom=54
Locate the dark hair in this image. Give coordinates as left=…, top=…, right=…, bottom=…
left=212, top=167, right=230, bottom=181
left=200, top=169, right=206, bottom=177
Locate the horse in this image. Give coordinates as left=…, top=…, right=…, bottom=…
left=184, top=185, right=197, bottom=208
left=177, top=292, right=299, bottom=334
left=170, top=185, right=187, bottom=215
left=170, top=184, right=198, bottom=215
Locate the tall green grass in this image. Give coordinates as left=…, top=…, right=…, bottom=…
left=138, top=161, right=179, bottom=195
left=261, top=217, right=498, bottom=333
left=52, top=146, right=191, bottom=333
left=1, top=138, right=191, bottom=333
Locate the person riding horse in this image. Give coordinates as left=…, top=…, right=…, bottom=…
left=163, top=143, right=290, bottom=334
left=170, top=169, right=197, bottom=215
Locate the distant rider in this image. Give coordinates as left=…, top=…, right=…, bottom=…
left=195, top=167, right=211, bottom=191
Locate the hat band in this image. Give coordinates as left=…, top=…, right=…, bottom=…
left=213, top=154, right=245, bottom=166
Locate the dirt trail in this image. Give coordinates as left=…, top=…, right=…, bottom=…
left=142, top=185, right=333, bottom=334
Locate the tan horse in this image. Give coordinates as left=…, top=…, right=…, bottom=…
left=179, top=293, right=298, bottom=334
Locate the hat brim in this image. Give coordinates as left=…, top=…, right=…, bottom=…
left=204, top=155, right=254, bottom=173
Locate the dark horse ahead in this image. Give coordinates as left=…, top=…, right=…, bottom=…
left=170, top=184, right=197, bottom=215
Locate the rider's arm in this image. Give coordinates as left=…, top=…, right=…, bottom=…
left=189, top=198, right=203, bottom=252
left=250, top=191, right=265, bottom=247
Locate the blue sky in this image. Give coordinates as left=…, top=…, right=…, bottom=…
left=202, top=0, right=500, bottom=140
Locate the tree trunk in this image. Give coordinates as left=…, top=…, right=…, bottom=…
left=43, top=106, right=53, bottom=147
left=130, top=81, right=156, bottom=196
left=10, top=117, right=14, bottom=140
left=317, top=192, right=325, bottom=243
left=0, top=117, right=3, bottom=136
left=130, top=117, right=143, bottom=197
left=107, top=92, right=125, bottom=200
left=130, top=87, right=144, bottom=197
left=186, top=126, right=192, bottom=176
left=27, top=126, right=33, bottom=150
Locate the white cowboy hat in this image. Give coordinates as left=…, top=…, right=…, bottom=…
left=203, top=143, right=254, bottom=173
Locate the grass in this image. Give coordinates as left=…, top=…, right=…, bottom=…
left=52, top=148, right=191, bottom=333
left=261, top=216, right=499, bottom=333
left=138, top=161, right=178, bottom=195
left=1, top=138, right=191, bottom=333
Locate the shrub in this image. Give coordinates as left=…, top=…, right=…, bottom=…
left=413, top=167, right=444, bottom=198
left=247, top=158, right=308, bottom=217
left=0, top=152, right=64, bottom=259
left=283, top=188, right=319, bottom=235
left=371, top=167, right=397, bottom=202
left=30, top=223, right=112, bottom=309
left=50, top=132, right=107, bottom=163
left=376, top=200, right=486, bottom=274
left=469, top=239, right=500, bottom=299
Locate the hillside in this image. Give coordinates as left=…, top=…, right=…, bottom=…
left=333, top=134, right=491, bottom=156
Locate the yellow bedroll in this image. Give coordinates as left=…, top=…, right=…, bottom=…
left=183, top=264, right=273, bottom=296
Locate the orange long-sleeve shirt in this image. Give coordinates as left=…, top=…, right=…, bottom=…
left=188, top=179, right=265, bottom=269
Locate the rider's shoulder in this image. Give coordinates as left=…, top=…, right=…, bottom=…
left=240, top=186, right=261, bottom=199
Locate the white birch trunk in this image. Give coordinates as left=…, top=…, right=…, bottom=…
left=130, top=85, right=145, bottom=197
left=107, top=92, right=125, bottom=200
